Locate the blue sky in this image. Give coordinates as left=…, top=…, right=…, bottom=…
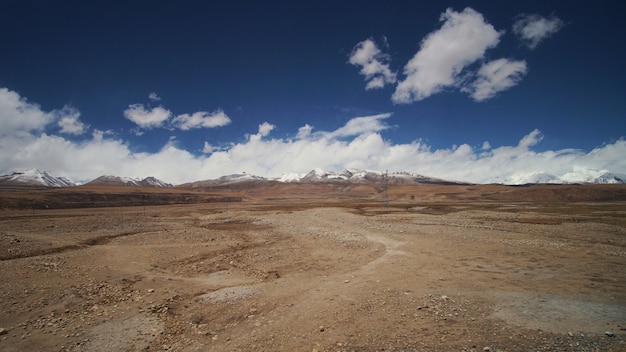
left=1, top=0, right=625, bottom=184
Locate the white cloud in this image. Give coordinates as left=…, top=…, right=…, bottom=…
left=148, top=92, right=161, bottom=102
left=0, top=87, right=88, bottom=137
left=513, top=14, right=564, bottom=49
left=392, top=8, right=502, bottom=104
left=123, top=104, right=171, bottom=129
left=258, top=122, right=275, bottom=137
left=0, top=87, right=55, bottom=135
left=57, top=106, right=89, bottom=135
left=171, top=110, right=231, bottom=130
left=125, top=98, right=230, bottom=131
left=296, top=124, right=313, bottom=139
left=325, top=113, right=391, bottom=138
left=464, top=58, right=528, bottom=101
left=247, top=122, right=275, bottom=142
left=349, top=39, right=397, bottom=90
left=2, top=88, right=625, bottom=186
left=202, top=142, right=216, bottom=154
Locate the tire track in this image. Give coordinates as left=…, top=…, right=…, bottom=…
left=0, top=230, right=144, bottom=261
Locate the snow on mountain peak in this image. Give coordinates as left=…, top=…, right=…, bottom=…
left=86, top=175, right=173, bottom=187
left=503, top=168, right=624, bottom=185
left=0, top=169, right=76, bottom=187
left=277, top=172, right=306, bottom=182
left=560, top=167, right=623, bottom=184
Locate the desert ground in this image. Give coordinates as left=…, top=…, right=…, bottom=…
left=1, top=183, right=625, bottom=351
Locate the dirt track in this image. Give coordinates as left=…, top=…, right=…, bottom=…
left=1, top=185, right=625, bottom=351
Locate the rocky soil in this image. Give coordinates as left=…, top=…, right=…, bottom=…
left=0, top=185, right=625, bottom=351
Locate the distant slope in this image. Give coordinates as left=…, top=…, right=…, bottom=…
left=0, top=169, right=76, bottom=187
left=284, top=168, right=467, bottom=185
left=86, top=175, right=173, bottom=187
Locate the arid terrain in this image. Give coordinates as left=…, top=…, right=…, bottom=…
left=1, top=183, right=625, bottom=351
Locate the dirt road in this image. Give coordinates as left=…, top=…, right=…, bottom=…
left=1, top=187, right=625, bottom=351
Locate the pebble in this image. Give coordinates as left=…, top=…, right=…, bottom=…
left=0, top=328, right=7, bottom=335
left=605, top=331, right=615, bottom=337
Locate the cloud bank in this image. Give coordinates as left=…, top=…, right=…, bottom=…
left=1, top=87, right=624, bottom=185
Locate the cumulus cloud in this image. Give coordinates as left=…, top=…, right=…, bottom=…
left=123, top=104, right=171, bottom=129
left=326, top=113, right=391, bottom=138
left=349, top=39, right=397, bottom=90
left=202, top=141, right=217, bottom=154
left=352, top=8, right=554, bottom=102
left=0, top=87, right=56, bottom=134
left=296, top=124, right=313, bottom=139
left=246, top=122, right=275, bottom=142
left=148, top=92, right=161, bottom=102
left=171, top=110, right=231, bottom=130
left=57, top=106, right=89, bottom=135
left=125, top=97, right=230, bottom=131
left=464, top=58, right=528, bottom=101
left=0, top=87, right=88, bottom=137
left=2, top=88, right=625, bottom=185
left=392, top=8, right=502, bottom=103
left=513, top=14, right=564, bottom=49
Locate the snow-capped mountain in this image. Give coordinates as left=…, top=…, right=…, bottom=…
left=139, top=176, right=174, bottom=187
left=182, top=173, right=269, bottom=188
left=280, top=168, right=461, bottom=185
left=503, top=172, right=562, bottom=185
left=559, top=168, right=624, bottom=184
left=86, top=175, right=173, bottom=187
left=503, top=168, right=624, bottom=185
left=0, top=169, right=76, bottom=187
left=2, top=167, right=624, bottom=188
left=211, top=173, right=268, bottom=184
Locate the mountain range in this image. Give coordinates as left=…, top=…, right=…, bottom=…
left=0, top=167, right=623, bottom=188
left=0, top=169, right=172, bottom=188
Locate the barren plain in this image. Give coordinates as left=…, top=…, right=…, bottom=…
left=1, top=183, right=625, bottom=351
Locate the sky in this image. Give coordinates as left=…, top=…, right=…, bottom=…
left=1, top=0, right=625, bottom=185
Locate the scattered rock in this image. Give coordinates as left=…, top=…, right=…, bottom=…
left=0, top=328, right=8, bottom=335
left=605, top=331, right=615, bottom=337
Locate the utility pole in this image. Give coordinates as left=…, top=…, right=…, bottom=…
left=382, top=170, right=389, bottom=210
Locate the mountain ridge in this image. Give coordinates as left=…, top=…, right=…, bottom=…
left=85, top=175, right=173, bottom=187
left=1, top=167, right=624, bottom=188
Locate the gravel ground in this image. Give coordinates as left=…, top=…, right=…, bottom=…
left=1, top=189, right=625, bottom=351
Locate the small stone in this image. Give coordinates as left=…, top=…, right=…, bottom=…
left=344, top=280, right=350, bottom=284
left=319, top=326, right=325, bottom=332
left=148, top=289, right=155, bottom=293
left=483, top=347, right=491, bottom=351
left=605, top=331, right=615, bottom=337
left=0, top=328, right=8, bottom=335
